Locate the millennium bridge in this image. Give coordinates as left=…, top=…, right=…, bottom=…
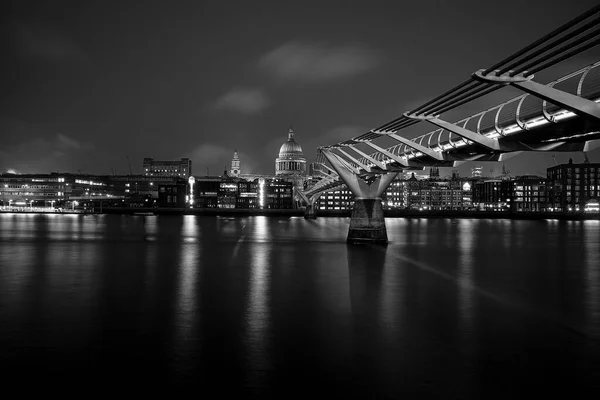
left=300, top=5, right=600, bottom=244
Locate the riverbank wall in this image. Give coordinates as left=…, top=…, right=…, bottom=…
left=2, top=207, right=600, bottom=220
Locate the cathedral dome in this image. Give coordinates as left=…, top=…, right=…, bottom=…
left=278, top=128, right=304, bottom=158
left=275, top=126, right=306, bottom=176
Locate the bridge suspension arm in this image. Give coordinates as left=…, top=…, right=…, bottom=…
left=473, top=70, right=600, bottom=122
left=362, top=141, right=409, bottom=167
left=386, top=133, right=445, bottom=161
left=346, top=145, right=389, bottom=170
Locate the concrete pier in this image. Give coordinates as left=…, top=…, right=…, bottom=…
left=347, top=199, right=387, bottom=244
left=304, top=204, right=317, bottom=219
left=320, top=148, right=399, bottom=245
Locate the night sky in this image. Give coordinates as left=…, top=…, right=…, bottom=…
left=1, top=0, right=599, bottom=178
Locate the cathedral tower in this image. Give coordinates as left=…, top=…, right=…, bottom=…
left=230, top=149, right=241, bottom=177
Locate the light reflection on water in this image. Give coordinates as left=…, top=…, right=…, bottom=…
left=245, top=217, right=272, bottom=387
left=1, top=213, right=600, bottom=395
left=175, top=216, right=200, bottom=351
left=584, top=221, right=600, bottom=336
left=457, top=219, right=475, bottom=335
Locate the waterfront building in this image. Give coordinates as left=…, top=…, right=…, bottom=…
left=237, top=180, right=259, bottom=209
left=264, top=179, right=294, bottom=209
left=472, top=179, right=512, bottom=211
left=193, top=176, right=221, bottom=208
left=0, top=174, right=68, bottom=208
left=0, top=172, right=184, bottom=210
left=316, top=188, right=354, bottom=211
left=511, top=175, right=547, bottom=212
left=405, top=174, right=423, bottom=209
left=382, top=177, right=405, bottom=209
left=218, top=174, right=240, bottom=209
left=143, top=157, right=192, bottom=178
left=157, top=181, right=187, bottom=208
left=422, top=182, right=463, bottom=210
left=461, top=180, right=475, bottom=209
left=547, top=161, right=600, bottom=212
left=402, top=175, right=464, bottom=211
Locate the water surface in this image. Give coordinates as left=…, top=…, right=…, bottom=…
left=1, top=214, right=599, bottom=397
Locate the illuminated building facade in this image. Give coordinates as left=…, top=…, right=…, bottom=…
left=237, top=181, right=259, bottom=209
left=472, top=179, right=513, bottom=211
left=0, top=172, right=182, bottom=210
left=264, top=179, right=294, bottom=209
left=143, top=157, right=192, bottom=178
left=193, top=177, right=221, bottom=208
left=316, top=188, right=354, bottom=211
left=158, top=181, right=187, bottom=208
left=189, top=176, right=291, bottom=209
left=230, top=150, right=241, bottom=178
left=218, top=180, right=239, bottom=209
left=511, top=176, right=547, bottom=212
left=547, top=162, right=600, bottom=212
left=382, top=177, right=404, bottom=209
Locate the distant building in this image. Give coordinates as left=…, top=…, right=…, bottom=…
left=237, top=180, right=259, bottom=209
left=0, top=172, right=183, bottom=210
left=264, top=179, right=294, bottom=209
left=511, top=175, right=547, bottom=212
left=547, top=162, right=600, bottom=212
left=275, top=127, right=306, bottom=177
left=230, top=150, right=242, bottom=178
left=472, top=179, right=512, bottom=211
left=316, top=188, right=354, bottom=211
left=157, top=181, right=187, bottom=208
left=143, top=157, right=192, bottom=178
left=193, top=176, right=221, bottom=208
left=383, top=176, right=404, bottom=209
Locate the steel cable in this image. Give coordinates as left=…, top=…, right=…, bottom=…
left=484, top=5, right=600, bottom=75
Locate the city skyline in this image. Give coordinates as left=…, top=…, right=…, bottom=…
left=2, top=0, right=600, bottom=177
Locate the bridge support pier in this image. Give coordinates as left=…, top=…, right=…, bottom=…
left=321, top=149, right=399, bottom=244
left=304, top=203, right=317, bottom=219
left=348, top=198, right=387, bottom=244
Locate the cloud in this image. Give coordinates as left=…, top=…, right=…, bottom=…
left=258, top=42, right=380, bottom=82
left=0, top=132, right=93, bottom=173
left=214, top=87, right=270, bottom=114
left=57, top=133, right=83, bottom=150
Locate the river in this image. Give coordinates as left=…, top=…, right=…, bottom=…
left=1, top=214, right=599, bottom=397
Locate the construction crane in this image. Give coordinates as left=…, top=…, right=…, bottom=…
left=126, top=156, right=133, bottom=176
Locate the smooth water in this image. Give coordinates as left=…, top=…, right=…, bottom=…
left=1, top=214, right=599, bottom=397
